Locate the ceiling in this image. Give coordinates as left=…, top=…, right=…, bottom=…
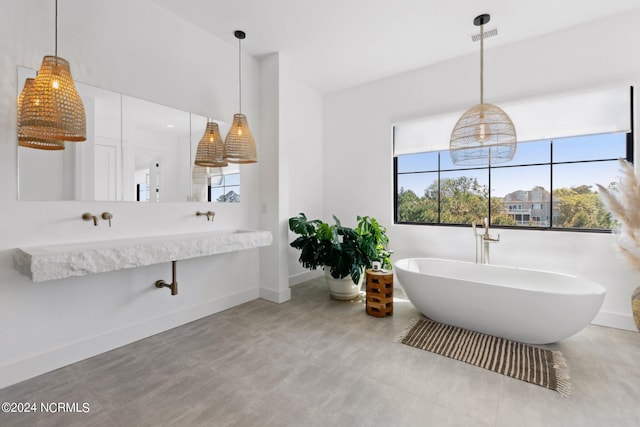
left=150, top=0, right=640, bottom=93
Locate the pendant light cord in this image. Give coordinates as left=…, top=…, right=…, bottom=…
left=55, top=0, right=58, bottom=56
left=238, top=36, right=242, bottom=114
left=479, top=23, right=483, bottom=105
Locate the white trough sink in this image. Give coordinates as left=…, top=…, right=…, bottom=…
left=15, top=229, right=272, bottom=282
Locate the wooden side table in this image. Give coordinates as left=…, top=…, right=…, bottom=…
left=365, top=269, right=393, bottom=317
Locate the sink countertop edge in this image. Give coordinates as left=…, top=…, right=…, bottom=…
left=15, top=230, right=273, bottom=283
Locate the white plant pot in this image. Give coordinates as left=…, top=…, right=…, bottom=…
left=324, top=269, right=363, bottom=300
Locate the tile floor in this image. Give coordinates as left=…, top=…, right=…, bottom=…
left=1, top=278, right=639, bottom=427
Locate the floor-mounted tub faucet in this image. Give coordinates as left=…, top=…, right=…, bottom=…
left=472, top=218, right=499, bottom=264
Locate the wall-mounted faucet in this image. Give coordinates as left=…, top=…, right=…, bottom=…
left=101, top=212, right=113, bottom=227
left=196, top=211, right=215, bottom=221
left=82, top=212, right=113, bottom=227
left=82, top=212, right=98, bottom=226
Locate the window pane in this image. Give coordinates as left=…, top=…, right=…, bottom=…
left=397, top=172, right=437, bottom=198
left=440, top=151, right=486, bottom=171
left=397, top=152, right=438, bottom=173
left=491, top=165, right=551, bottom=227
left=552, top=160, right=620, bottom=229
left=394, top=127, right=626, bottom=231
left=210, top=187, right=224, bottom=202
left=498, top=139, right=550, bottom=166
left=225, top=173, right=240, bottom=186
left=397, top=172, right=438, bottom=223
left=439, top=169, right=488, bottom=224
left=137, top=182, right=149, bottom=202
left=553, top=133, right=626, bottom=162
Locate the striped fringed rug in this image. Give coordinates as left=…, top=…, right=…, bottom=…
left=396, top=317, right=571, bottom=396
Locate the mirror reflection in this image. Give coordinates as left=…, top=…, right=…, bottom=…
left=17, top=66, right=239, bottom=203
left=121, top=95, right=190, bottom=202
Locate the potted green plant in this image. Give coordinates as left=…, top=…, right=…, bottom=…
left=288, top=213, right=392, bottom=300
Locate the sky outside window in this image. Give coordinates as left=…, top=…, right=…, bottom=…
left=396, top=133, right=626, bottom=197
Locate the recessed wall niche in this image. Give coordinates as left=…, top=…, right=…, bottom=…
left=17, top=66, right=240, bottom=203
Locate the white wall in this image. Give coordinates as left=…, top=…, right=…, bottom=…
left=279, top=55, right=325, bottom=284
left=258, top=52, right=325, bottom=295
left=0, top=0, right=266, bottom=388
left=324, top=10, right=640, bottom=331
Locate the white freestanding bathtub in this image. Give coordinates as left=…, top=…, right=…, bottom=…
left=395, top=258, right=606, bottom=344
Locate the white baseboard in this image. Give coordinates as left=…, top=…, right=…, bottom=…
left=259, top=286, right=291, bottom=303
left=289, top=270, right=323, bottom=287
left=0, top=288, right=259, bottom=389
left=592, top=310, right=638, bottom=332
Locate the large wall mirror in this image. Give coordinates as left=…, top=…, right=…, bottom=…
left=17, top=66, right=240, bottom=202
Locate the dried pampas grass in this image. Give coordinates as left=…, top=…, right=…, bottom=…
left=596, top=159, right=640, bottom=271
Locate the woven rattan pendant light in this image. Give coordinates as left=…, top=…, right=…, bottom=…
left=19, top=0, right=86, bottom=143
left=195, top=120, right=228, bottom=167
left=18, top=78, right=65, bottom=150
left=450, top=14, right=516, bottom=166
left=223, top=30, right=257, bottom=164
